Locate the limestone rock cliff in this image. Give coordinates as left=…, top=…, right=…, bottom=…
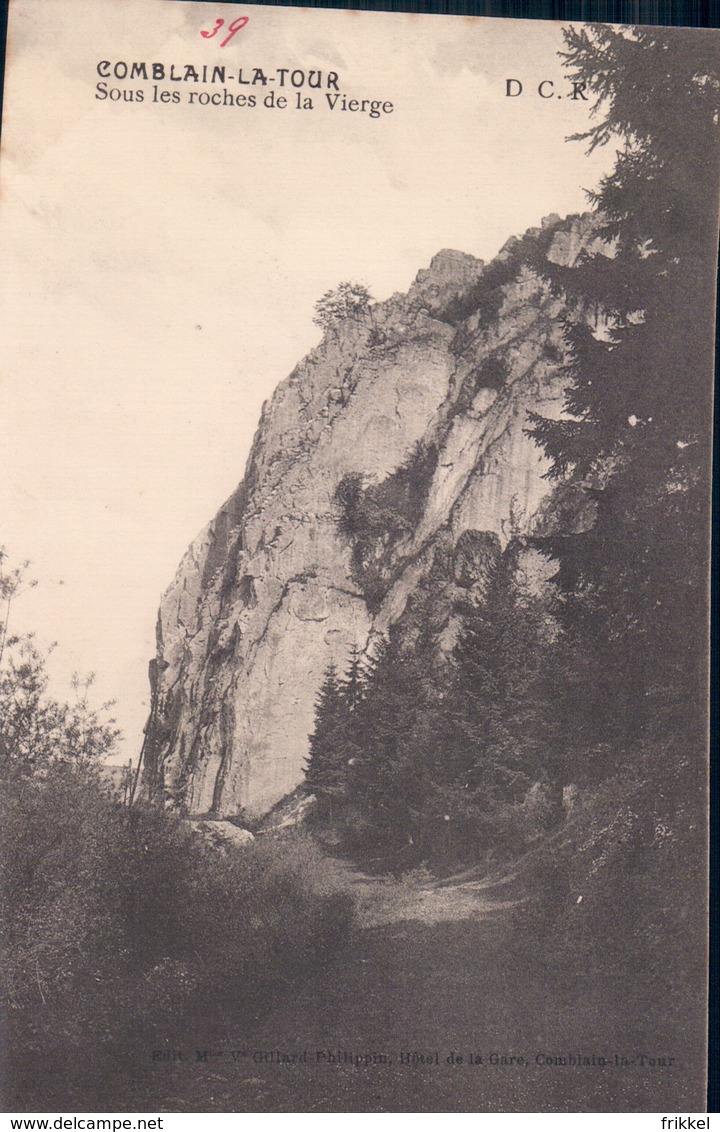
left=141, top=214, right=599, bottom=819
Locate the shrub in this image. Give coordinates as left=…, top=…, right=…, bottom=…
left=313, top=282, right=373, bottom=331
left=1, top=766, right=354, bottom=1106
left=0, top=553, right=355, bottom=1109
left=511, top=756, right=706, bottom=1012
left=334, top=444, right=438, bottom=611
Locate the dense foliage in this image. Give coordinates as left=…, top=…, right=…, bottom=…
left=306, top=547, right=557, bottom=864
left=527, top=24, right=718, bottom=796
left=0, top=558, right=352, bottom=1110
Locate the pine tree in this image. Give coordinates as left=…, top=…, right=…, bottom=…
left=340, top=626, right=443, bottom=850
left=526, top=26, right=720, bottom=782
left=348, top=633, right=411, bottom=843
left=342, top=644, right=367, bottom=714
left=442, top=546, right=558, bottom=835
left=304, top=663, right=350, bottom=819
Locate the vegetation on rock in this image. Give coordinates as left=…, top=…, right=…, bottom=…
left=334, top=442, right=439, bottom=612
left=312, top=281, right=373, bottom=331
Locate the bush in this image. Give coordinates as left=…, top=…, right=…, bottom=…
left=1, top=765, right=353, bottom=1104
left=313, top=281, right=372, bottom=331
left=333, top=444, right=438, bottom=611
left=0, top=554, right=355, bottom=1108
left=511, top=757, right=706, bottom=1012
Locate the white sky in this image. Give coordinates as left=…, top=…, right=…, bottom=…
left=0, top=0, right=615, bottom=763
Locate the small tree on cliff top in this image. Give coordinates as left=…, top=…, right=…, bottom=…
left=313, top=281, right=373, bottom=330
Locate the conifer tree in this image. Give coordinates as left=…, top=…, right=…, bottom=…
left=443, top=546, right=557, bottom=831
left=343, top=644, right=367, bottom=714
left=304, top=663, right=350, bottom=817
left=527, top=26, right=720, bottom=781
left=344, top=627, right=439, bottom=848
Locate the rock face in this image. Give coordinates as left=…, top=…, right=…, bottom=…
left=141, top=214, right=599, bottom=820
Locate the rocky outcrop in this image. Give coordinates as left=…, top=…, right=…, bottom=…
left=141, top=213, right=600, bottom=820
left=187, top=820, right=255, bottom=852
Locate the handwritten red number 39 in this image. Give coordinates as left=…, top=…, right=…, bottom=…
left=200, top=16, right=249, bottom=47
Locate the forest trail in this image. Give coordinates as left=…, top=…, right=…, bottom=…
left=113, top=858, right=696, bottom=1113
left=319, top=855, right=524, bottom=928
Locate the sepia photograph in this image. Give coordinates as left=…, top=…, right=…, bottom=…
left=0, top=0, right=717, bottom=1113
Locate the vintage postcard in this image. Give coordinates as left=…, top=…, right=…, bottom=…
left=1, top=0, right=717, bottom=1113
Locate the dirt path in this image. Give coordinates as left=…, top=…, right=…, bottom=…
left=114, top=864, right=699, bottom=1112
left=321, top=856, right=523, bottom=927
